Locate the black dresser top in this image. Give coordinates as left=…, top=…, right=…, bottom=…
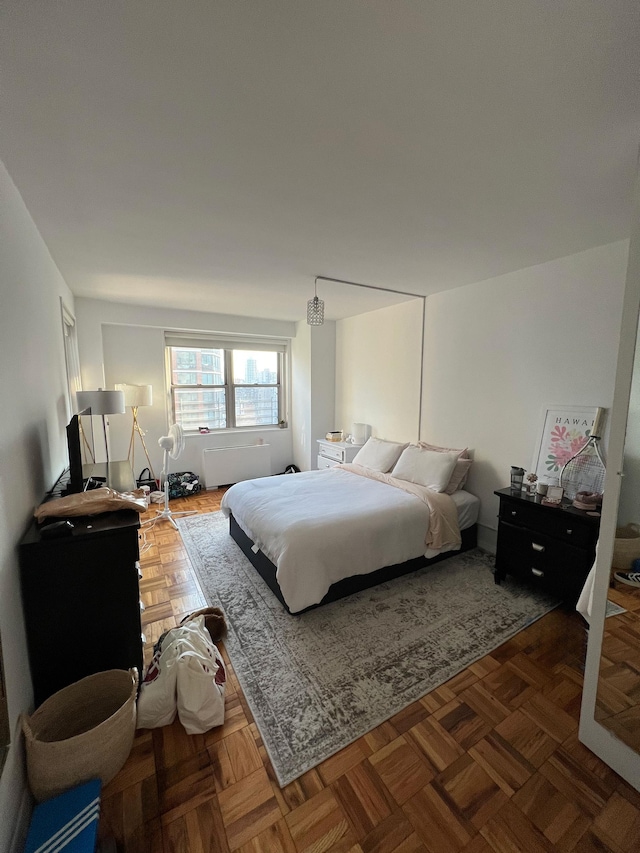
left=494, top=487, right=601, bottom=527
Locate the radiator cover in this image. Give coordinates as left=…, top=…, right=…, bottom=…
left=203, top=444, right=271, bottom=489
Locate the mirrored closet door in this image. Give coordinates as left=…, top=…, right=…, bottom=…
left=580, top=191, right=640, bottom=790
left=594, top=317, right=640, bottom=754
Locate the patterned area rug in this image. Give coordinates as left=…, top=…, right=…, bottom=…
left=177, top=511, right=559, bottom=787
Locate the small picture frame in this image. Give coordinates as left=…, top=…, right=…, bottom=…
left=544, top=485, right=564, bottom=504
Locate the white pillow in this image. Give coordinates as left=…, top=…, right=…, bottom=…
left=391, top=446, right=459, bottom=492
left=352, top=437, right=407, bottom=473
left=418, top=441, right=472, bottom=493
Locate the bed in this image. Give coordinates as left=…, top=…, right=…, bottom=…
left=220, top=439, right=480, bottom=613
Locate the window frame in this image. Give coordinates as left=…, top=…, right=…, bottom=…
left=166, top=337, right=287, bottom=432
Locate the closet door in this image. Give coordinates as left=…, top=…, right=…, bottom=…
left=579, top=190, right=640, bottom=791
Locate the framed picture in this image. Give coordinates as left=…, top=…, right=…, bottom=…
left=546, top=485, right=564, bottom=503
left=531, top=405, right=600, bottom=483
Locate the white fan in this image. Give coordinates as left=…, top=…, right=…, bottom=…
left=144, top=423, right=197, bottom=530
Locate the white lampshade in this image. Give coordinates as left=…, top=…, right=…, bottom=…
left=115, top=383, right=153, bottom=408
left=353, top=423, right=371, bottom=444
left=76, top=389, right=126, bottom=415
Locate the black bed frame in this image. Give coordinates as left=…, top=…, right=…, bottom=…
left=229, top=513, right=478, bottom=615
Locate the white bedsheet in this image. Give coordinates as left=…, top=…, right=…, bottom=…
left=221, top=467, right=479, bottom=613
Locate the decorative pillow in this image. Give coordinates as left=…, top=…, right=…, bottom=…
left=391, top=446, right=459, bottom=492
left=445, top=459, right=473, bottom=494
left=351, top=437, right=408, bottom=473
left=418, top=441, right=469, bottom=459
left=419, top=442, right=472, bottom=493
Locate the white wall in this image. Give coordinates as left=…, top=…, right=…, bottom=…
left=421, top=241, right=629, bottom=549
left=336, top=300, right=423, bottom=444
left=291, top=321, right=312, bottom=471
left=0, top=161, right=75, bottom=850
left=617, top=318, right=640, bottom=525
left=76, top=299, right=300, bottom=482
left=310, top=323, right=337, bottom=461
left=290, top=320, right=337, bottom=471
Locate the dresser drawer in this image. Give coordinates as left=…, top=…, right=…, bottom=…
left=497, top=552, right=588, bottom=601
left=319, top=443, right=345, bottom=462
left=496, top=520, right=589, bottom=578
left=499, top=498, right=593, bottom=549
left=317, top=455, right=339, bottom=469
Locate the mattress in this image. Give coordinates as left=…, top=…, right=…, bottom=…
left=449, top=488, right=480, bottom=531
left=221, top=467, right=479, bottom=612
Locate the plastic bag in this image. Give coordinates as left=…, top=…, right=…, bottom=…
left=136, top=632, right=181, bottom=729
left=136, top=616, right=226, bottom=733
left=34, top=487, right=148, bottom=522
left=176, top=646, right=226, bottom=734
left=175, top=618, right=226, bottom=735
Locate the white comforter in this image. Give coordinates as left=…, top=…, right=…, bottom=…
left=220, top=467, right=458, bottom=613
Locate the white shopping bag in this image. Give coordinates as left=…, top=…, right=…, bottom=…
left=175, top=617, right=226, bottom=735
left=136, top=632, right=181, bottom=728
left=137, top=615, right=226, bottom=733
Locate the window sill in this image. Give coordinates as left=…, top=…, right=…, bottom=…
left=183, top=427, right=288, bottom=438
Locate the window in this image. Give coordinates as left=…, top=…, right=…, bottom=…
left=60, top=300, right=82, bottom=418
left=176, top=351, right=197, bottom=369
left=166, top=336, right=287, bottom=431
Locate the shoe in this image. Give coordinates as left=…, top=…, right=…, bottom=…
left=613, top=571, right=640, bottom=588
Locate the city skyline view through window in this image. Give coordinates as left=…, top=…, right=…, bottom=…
left=169, top=346, right=282, bottom=430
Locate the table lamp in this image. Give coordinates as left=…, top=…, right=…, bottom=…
left=75, top=389, right=126, bottom=464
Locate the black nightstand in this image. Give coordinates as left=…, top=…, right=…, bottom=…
left=493, top=487, right=600, bottom=604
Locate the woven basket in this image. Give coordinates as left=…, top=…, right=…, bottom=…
left=612, top=523, right=640, bottom=571
left=22, top=668, right=138, bottom=802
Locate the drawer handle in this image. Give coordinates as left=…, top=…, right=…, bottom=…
left=531, top=542, right=545, bottom=552
left=511, top=510, right=517, bottom=516
left=531, top=568, right=545, bottom=577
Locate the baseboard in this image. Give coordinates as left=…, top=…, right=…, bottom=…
left=477, top=523, right=497, bottom=555
left=9, top=784, right=31, bottom=853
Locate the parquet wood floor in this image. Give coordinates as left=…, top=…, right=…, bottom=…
left=595, top=583, right=640, bottom=752
left=98, top=491, right=640, bottom=852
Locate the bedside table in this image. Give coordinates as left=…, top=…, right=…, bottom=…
left=493, top=487, right=600, bottom=604
left=316, top=439, right=363, bottom=469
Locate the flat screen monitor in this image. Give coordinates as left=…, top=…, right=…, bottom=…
left=65, top=408, right=91, bottom=494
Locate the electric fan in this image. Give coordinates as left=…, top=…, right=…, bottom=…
left=144, top=423, right=197, bottom=529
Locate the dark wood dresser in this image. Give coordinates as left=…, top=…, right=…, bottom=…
left=20, top=469, right=144, bottom=707
left=494, top=487, right=600, bottom=604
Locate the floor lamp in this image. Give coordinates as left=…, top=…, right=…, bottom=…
left=75, top=389, right=126, bottom=464
left=115, top=383, right=157, bottom=483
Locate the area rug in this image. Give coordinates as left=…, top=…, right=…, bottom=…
left=177, top=511, right=559, bottom=786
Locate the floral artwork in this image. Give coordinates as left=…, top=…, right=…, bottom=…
left=546, top=423, right=590, bottom=471
left=531, top=406, right=599, bottom=481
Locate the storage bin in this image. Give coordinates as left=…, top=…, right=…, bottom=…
left=612, top=523, right=640, bottom=571
left=22, top=668, right=137, bottom=802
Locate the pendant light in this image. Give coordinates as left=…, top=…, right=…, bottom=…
left=307, top=277, right=325, bottom=325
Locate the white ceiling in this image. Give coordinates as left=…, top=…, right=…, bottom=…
left=1, top=1, right=639, bottom=322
